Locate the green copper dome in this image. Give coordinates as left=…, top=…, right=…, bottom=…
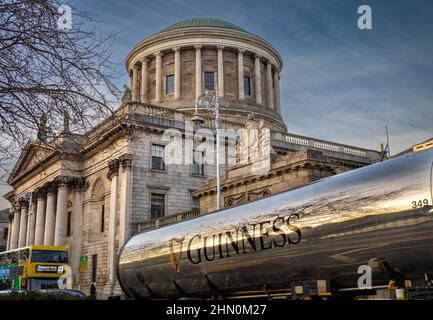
left=164, top=18, right=244, bottom=32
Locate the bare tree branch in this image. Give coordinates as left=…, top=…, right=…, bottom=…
left=0, top=0, right=122, bottom=177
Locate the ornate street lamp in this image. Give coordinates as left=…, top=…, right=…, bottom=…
left=192, top=90, right=221, bottom=210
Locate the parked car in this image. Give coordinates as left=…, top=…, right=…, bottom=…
left=37, top=289, right=87, bottom=300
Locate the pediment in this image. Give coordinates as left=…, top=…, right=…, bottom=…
left=8, top=140, right=56, bottom=185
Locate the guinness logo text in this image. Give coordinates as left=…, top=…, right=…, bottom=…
left=168, top=213, right=301, bottom=271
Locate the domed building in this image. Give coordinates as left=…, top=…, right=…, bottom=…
left=4, top=18, right=381, bottom=298
left=126, top=18, right=286, bottom=132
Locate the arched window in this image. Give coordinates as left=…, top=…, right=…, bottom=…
left=90, top=177, right=107, bottom=234
left=91, top=178, right=106, bottom=202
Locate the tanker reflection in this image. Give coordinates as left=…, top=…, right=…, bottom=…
left=118, top=149, right=433, bottom=299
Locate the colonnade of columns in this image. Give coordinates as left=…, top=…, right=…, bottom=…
left=6, top=154, right=133, bottom=294
left=130, top=46, right=281, bottom=112
left=7, top=177, right=84, bottom=250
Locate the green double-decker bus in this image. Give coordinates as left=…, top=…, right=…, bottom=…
left=0, top=245, right=69, bottom=291
left=0, top=263, right=22, bottom=290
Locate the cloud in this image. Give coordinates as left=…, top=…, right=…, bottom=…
left=72, top=0, right=433, bottom=154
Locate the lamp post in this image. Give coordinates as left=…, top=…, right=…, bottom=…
left=192, top=90, right=221, bottom=210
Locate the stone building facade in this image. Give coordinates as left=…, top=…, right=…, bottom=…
left=195, top=148, right=340, bottom=214
left=4, top=18, right=382, bottom=299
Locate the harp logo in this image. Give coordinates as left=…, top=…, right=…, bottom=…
left=168, top=236, right=185, bottom=272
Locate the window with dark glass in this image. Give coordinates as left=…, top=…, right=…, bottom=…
left=3, top=228, right=8, bottom=240
left=66, top=211, right=72, bottom=237
left=192, top=150, right=204, bottom=175
left=150, top=193, right=165, bottom=219
left=166, top=75, right=174, bottom=94
left=91, top=254, right=97, bottom=282
left=100, top=205, right=105, bottom=233
left=244, top=76, right=251, bottom=96
left=151, top=144, right=165, bottom=170
left=192, top=196, right=200, bottom=210
left=31, top=250, right=68, bottom=263
left=204, top=72, right=215, bottom=91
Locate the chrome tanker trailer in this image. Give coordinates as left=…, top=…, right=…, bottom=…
left=117, top=144, right=433, bottom=299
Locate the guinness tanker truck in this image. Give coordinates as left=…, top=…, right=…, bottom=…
left=117, top=142, right=433, bottom=299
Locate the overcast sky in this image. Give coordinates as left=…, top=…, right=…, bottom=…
left=1, top=0, right=432, bottom=209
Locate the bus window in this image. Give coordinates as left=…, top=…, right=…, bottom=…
left=28, top=278, right=59, bottom=291
left=18, top=249, right=29, bottom=263
left=31, top=250, right=68, bottom=263
left=11, top=252, right=19, bottom=264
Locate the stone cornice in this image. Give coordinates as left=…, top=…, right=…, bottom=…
left=77, top=121, right=126, bottom=159
left=4, top=190, right=15, bottom=203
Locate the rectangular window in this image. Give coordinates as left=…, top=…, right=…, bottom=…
left=204, top=72, right=215, bottom=91
left=192, top=196, right=200, bottom=210
left=192, top=150, right=204, bottom=175
left=3, top=228, right=8, bottom=240
left=151, top=144, right=165, bottom=170
left=244, top=76, right=251, bottom=96
left=66, top=212, right=72, bottom=237
left=91, top=254, right=97, bottom=283
left=226, top=142, right=236, bottom=166
left=100, top=205, right=105, bottom=233
left=150, top=193, right=165, bottom=219
left=166, top=75, right=174, bottom=94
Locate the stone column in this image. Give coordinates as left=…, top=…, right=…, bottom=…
left=71, top=180, right=84, bottom=288
left=10, top=205, right=20, bottom=249
left=266, top=61, right=274, bottom=110
left=238, top=49, right=245, bottom=101
left=107, top=159, right=120, bottom=284
left=119, top=155, right=132, bottom=247
left=255, top=55, right=262, bottom=105
left=54, top=179, right=69, bottom=246
left=6, top=209, right=13, bottom=250
left=18, top=199, right=28, bottom=248
left=217, top=46, right=224, bottom=98
left=34, top=191, right=46, bottom=245
left=274, top=70, right=281, bottom=114
left=27, top=199, right=37, bottom=245
left=173, top=47, right=181, bottom=100
left=155, top=52, right=162, bottom=103
left=131, top=64, right=139, bottom=101
left=44, top=184, right=57, bottom=246
left=140, top=57, right=148, bottom=103
left=194, top=45, right=202, bottom=98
